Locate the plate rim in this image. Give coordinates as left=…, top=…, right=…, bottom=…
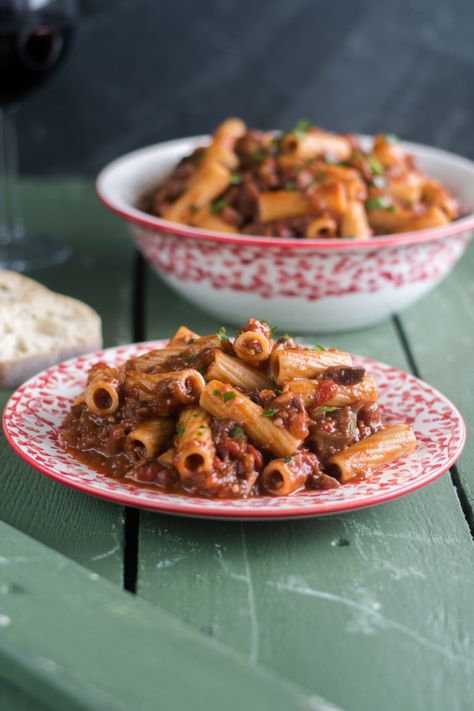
left=2, top=341, right=467, bottom=520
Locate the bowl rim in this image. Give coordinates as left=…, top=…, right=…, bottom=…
left=96, top=134, right=474, bottom=251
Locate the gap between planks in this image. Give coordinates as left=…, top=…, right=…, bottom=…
left=123, top=251, right=147, bottom=593
left=393, top=314, right=474, bottom=540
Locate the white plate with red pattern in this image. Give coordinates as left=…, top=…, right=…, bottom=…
left=2, top=341, right=466, bottom=520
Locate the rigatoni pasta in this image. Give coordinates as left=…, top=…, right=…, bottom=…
left=59, top=318, right=416, bottom=498
left=143, top=118, right=460, bottom=239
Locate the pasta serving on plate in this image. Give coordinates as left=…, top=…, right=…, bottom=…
left=141, top=118, right=460, bottom=239
left=59, top=320, right=417, bottom=498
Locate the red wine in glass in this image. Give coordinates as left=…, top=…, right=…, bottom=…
left=0, top=8, right=74, bottom=106
left=0, top=1, right=77, bottom=270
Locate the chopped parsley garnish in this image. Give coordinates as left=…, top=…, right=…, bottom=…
left=230, top=173, right=242, bottom=185
left=210, top=198, right=227, bottom=214
left=217, top=326, right=228, bottom=342
left=279, top=333, right=290, bottom=343
left=262, top=407, right=278, bottom=418
left=177, top=425, right=185, bottom=436
left=313, top=343, right=326, bottom=351
left=284, top=180, right=297, bottom=192
left=232, top=425, right=245, bottom=439
left=368, top=155, right=384, bottom=175
left=184, top=353, right=197, bottom=362
left=213, top=389, right=222, bottom=397
left=188, top=338, right=196, bottom=344
left=197, top=425, right=207, bottom=435
left=270, top=325, right=278, bottom=337
left=314, top=406, right=337, bottom=415
left=223, top=391, right=236, bottom=402
left=317, top=171, right=326, bottom=181
left=365, top=196, right=394, bottom=212
left=190, top=203, right=199, bottom=213
left=251, top=148, right=265, bottom=162
left=283, top=455, right=293, bottom=463
left=294, top=118, right=311, bottom=140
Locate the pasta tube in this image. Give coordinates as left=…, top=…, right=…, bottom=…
left=234, top=329, right=272, bottom=364
left=85, top=364, right=122, bottom=416
left=366, top=206, right=416, bottom=234
left=388, top=172, right=423, bottom=204
left=190, top=207, right=238, bottom=233
left=261, top=454, right=309, bottom=495
left=288, top=375, right=378, bottom=408
left=373, top=135, right=405, bottom=169
left=282, top=128, right=351, bottom=161
left=126, top=418, right=176, bottom=458
left=306, top=182, right=348, bottom=215
left=200, top=380, right=302, bottom=457
left=398, top=206, right=449, bottom=233
left=124, top=369, right=205, bottom=402
left=127, top=346, right=187, bottom=373
left=340, top=200, right=371, bottom=239
left=422, top=179, right=459, bottom=219
left=205, top=350, right=272, bottom=390
left=305, top=215, right=338, bottom=239
left=173, top=407, right=215, bottom=480
left=168, top=326, right=200, bottom=346
left=163, top=160, right=231, bottom=224
left=158, top=446, right=176, bottom=468
left=258, top=191, right=313, bottom=222
left=271, top=348, right=352, bottom=385
left=329, top=424, right=416, bottom=483
left=206, top=117, right=246, bottom=169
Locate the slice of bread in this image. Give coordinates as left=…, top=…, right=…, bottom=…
left=0, top=269, right=102, bottom=388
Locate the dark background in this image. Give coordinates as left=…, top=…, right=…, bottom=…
left=19, top=0, right=474, bottom=176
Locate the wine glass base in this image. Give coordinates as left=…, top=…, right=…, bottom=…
left=0, top=233, right=72, bottom=271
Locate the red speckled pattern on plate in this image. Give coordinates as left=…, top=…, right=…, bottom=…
left=2, top=341, right=466, bottom=519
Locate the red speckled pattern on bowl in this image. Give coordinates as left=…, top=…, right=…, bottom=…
left=133, top=226, right=469, bottom=302
left=2, top=341, right=466, bottom=519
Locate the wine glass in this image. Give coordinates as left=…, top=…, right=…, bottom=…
left=0, top=0, right=77, bottom=271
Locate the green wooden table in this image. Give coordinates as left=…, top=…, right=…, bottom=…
left=1, top=180, right=473, bottom=711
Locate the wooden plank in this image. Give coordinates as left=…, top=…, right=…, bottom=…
left=0, top=520, right=334, bottom=711
left=139, top=277, right=474, bottom=711
left=0, top=677, right=49, bottom=711
left=396, top=239, right=474, bottom=517
left=0, top=180, right=133, bottom=582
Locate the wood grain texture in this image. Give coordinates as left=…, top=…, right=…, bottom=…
left=139, top=275, right=474, bottom=711
left=0, top=180, right=133, bottom=582
left=0, top=520, right=335, bottom=711
left=397, top=239, right=474, bottom=519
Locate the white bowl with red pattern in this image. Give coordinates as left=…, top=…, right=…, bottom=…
left=96, top=136, right=474, bottom=332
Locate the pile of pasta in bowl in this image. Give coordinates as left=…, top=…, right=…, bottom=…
left=59, top=319, right=416, bottom=499
left=142, top=117, right=460, bottom=240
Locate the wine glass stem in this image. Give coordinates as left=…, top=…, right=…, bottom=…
left=0, top=108, right=25, bottom=248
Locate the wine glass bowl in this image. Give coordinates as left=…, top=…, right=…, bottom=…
left=0, top=0, right=77, bottom=270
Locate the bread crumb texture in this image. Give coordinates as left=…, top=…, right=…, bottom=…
left=0, top=270, right=102, bottom=387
